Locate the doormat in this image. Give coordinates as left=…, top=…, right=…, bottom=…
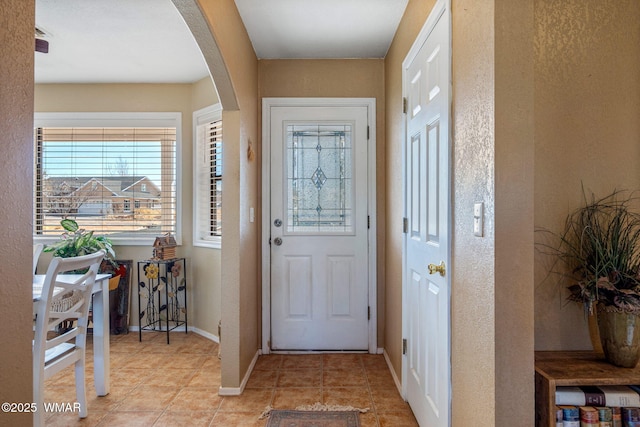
left=264, top=410, right=360, bottom=427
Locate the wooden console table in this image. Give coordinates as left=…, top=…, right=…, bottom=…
left=535, top=351, right=640, bottom=427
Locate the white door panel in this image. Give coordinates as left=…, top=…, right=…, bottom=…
left=403, top=2, right=451, bottom=426
left=268, top=104, right=370, bottom=351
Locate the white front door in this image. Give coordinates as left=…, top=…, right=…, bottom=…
left=264, top=100, right=374, bottom=351
left=403, top=2, right=451, bottom=426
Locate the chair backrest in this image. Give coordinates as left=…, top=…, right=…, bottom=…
left=33, top=250, right=105, bottom=377
left=33, top=243, right=44, bottom=274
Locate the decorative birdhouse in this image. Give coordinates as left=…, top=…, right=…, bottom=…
left=152, top=234, right=177, bottom=260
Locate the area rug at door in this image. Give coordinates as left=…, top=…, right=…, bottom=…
left=265, top=410, right=360, bottom=427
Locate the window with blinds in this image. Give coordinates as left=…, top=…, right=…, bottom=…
left=33, top=115, right=179, bottom=244
left=193, top=104, right=223, bottom=248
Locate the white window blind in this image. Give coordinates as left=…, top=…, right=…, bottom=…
left=34, top=126, right=178, bottom=242
left=193, top=104, right=223, bottom=247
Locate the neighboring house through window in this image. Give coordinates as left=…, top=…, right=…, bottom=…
left=193, top=104, right=222, bottom=248
left=33, top=112, right=181, bottom=245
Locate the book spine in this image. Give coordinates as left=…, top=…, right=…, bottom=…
left=582, top=406, right=601, bottom=427
left=597, top=406, right=613, bottom=427
left=582, top=387, right=606, bottom=407
left=557, top=406, right=566, bottom=427
left=601, top=387, right=640, bottom=407
left=563, top=406, right=581, bottom=427
left=612, top=407, right=622, bottom=427
left=623, top=407, right=640, bottom=427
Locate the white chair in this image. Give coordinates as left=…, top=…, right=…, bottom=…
left=33, top=243, right=44, bottom=274
left=33, top=250, right=105, bottom=427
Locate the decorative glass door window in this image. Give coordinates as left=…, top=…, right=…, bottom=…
left=286, top=123, right=353, bottom=233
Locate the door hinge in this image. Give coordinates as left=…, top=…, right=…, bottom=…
left=368, top=306, right=371, bottom=320
left=402, top=338, right=407, bottom=355
left=402, top=217, right=408, bottom=233
left=268, top=237, right=272, bottom=245
left=403, top=97, right=408, bottom=114
left=367, top=215, right=370, bottom=229
left=367, top=125, right=370, bottom=140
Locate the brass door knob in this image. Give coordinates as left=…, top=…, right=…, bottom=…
left=428, top=261, right=446, bottom=277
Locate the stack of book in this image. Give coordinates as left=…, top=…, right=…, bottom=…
left=555, top=385, right=640, bottom=426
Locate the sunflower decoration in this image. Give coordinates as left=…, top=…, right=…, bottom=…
left=144, top=264, right=159, bottom=280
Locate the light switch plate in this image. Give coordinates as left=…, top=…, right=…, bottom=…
left=473, top=202, right=483, bottom=237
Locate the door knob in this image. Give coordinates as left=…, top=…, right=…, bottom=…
left=428, top=261, right=446, bottom=277
left=273, top=237, right=283, bottom=246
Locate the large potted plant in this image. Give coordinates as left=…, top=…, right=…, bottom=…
left=539, top=188, right=640, bottom=367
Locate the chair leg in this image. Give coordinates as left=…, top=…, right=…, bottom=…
left=74, top=358, right=87, bottom=418
left=33, top=368, right=45, bottom=427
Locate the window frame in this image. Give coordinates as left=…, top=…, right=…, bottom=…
left=193, top=104, right=223, bottom=249
left=33, top=112, right=183, bottom=246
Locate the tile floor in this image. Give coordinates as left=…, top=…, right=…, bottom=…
left=43, top=332, right=418, bottom=426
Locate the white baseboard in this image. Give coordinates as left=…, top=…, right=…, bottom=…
left=218, top=349, right=261, bottom=396
left=218, top=386, right=243, bottom=396
left=383, top=349, right=404, bottom=399
left=190, top=326, right=219, bottom=343
left=127, top=325, right=219, bottom=343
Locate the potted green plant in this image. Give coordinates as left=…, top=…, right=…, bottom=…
left=44, top=219, right=122, bottom=291
left=44, top=218, right=116, bottom=266
left=538, top=188, right=640, bottom=367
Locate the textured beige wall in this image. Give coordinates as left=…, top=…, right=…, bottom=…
left=34, top=81, right=222, bottom=337
left=494, top=0, right=535, bottom=423
left=450, top=2, right=498, bottom=425
left=190, top=78, right=223, bottom=337
left=534, top=0, right=640, bottom=350
left=258, top=59, right=386, bottom=346
left=198, top=0, right=260, bottom=388
left=192, top=76, right=220, bottom=111
left=0, top=1, right=35, bottom=425
left=386, top=0, right=535, bottom=425
left=452, top=1, right=535, bottom=423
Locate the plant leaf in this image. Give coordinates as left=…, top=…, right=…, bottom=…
left=60, top=218, right=79, bottom=232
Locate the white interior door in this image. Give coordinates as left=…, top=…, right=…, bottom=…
left=403, top=2, right=451, bottom=426
left=267, top=102, right=372, bottom=351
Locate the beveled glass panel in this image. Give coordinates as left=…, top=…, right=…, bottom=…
left=286, top=123, right=353, bottom=233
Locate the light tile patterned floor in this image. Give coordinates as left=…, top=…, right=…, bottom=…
left=43, top=332, right=418, bottom=426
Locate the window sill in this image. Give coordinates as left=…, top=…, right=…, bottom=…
left=193, top=239, right=221, bottom=249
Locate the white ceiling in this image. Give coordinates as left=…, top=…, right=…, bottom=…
left=34, top=0, right=408, bottom=84
left=35, top=0, right=210, bottom=84
left=234, top=0, right=409, bottom=59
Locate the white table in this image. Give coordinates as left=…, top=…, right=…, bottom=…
left=33, top=273, right=112, bottom=396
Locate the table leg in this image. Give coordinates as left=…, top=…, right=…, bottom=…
left=92, top=279, right=110, bottom=396
left=165, top=269, right=170, bottom=345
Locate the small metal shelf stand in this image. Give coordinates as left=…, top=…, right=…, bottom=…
left=137, top=258, right=187, bottom=344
